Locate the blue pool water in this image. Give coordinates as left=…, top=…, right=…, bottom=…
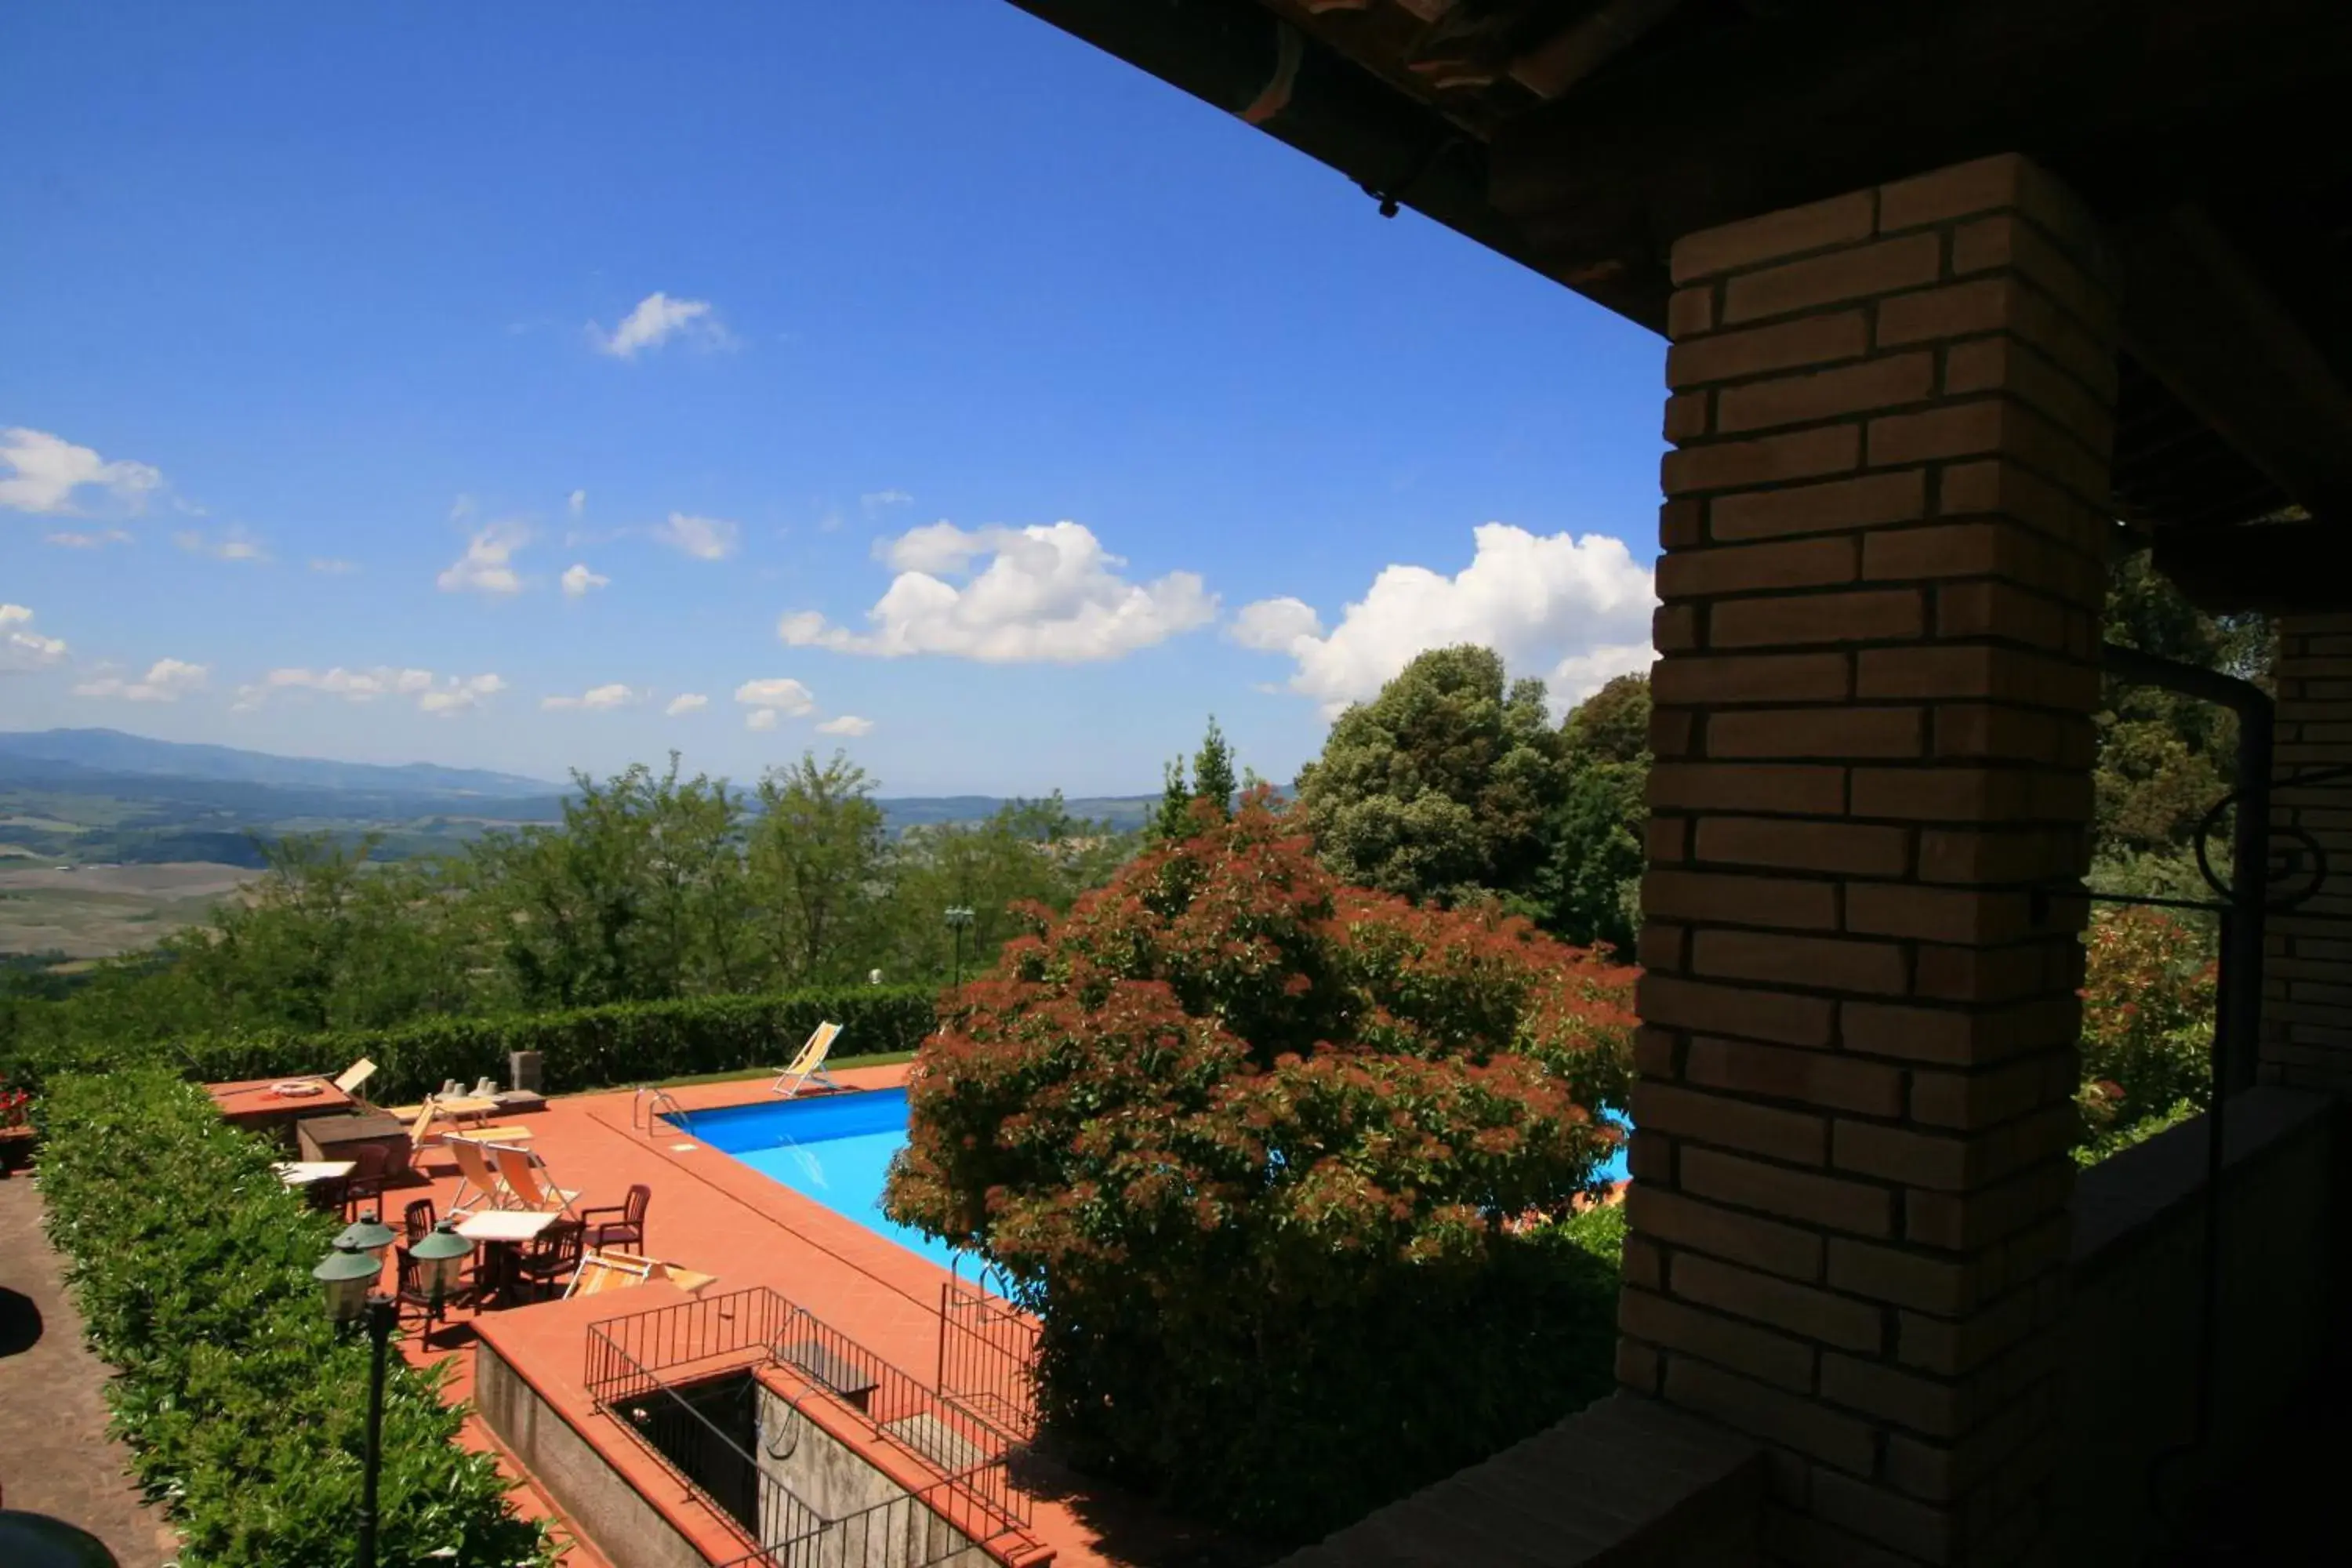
left=671, top=1089, right=970, bottom=1275
left=677, top=1091, right=1634, bottom=1272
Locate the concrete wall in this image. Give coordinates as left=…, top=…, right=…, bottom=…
left=2051, top=1087, right=2343, bottom=1560
left=754, top=1381, right=987, bottom=1568
left=474, top=1344, right=710, bottom=1568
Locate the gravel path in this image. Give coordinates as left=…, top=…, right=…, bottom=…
left=0, top=1167, right=180, bottom=1566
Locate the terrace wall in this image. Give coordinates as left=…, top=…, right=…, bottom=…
left=2053, top=1085, right=2343, bottom=1557
left=2263, top=612, right=2352, bottom=1092
left=474, top=1341, right=710, bottom=1568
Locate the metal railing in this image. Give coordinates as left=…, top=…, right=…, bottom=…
left=631, top=1083, right=691, bottom=1136
left=584, top=1287, right=1037, bottom=1567
left=768, top=1301, right=1030, bottom=1534
left=936, top=1276, right=1040, bottom=1444
left=584, top=1295, right=827, bottom=1560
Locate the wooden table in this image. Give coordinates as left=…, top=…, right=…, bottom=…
left=207, top=1078, right=358, bottom=1146
left=436, top=1095, right=501, bottom=1126
left=456, top=1210, right=559, bottom=1308
left=272, top=1160, right=356, bottom=1188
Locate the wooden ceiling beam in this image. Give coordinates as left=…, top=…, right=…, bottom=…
left=2154, top=522, right=2352, bottom=615
left=2110, top=207, right=2352, bottom=524
left=1486, top=0, right=2352, bottom=325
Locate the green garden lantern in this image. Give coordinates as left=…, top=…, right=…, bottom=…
left=410, top=1219, right=474, bottom=1319
left=945, top=906, right=975, bottom=988
left=311, top=1231, right=401, bottom=1568
left=334, top=1210, right=397, bottom=1259
left=312, top=1236, right=383, bottom=1325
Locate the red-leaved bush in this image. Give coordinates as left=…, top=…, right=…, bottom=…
left=885, top=793, right=1635, bottom=1538
left=2075, top=905, right=2213, bottom=1160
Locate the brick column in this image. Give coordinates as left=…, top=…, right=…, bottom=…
left=2263, top=614, right=2352, bottom=1091
left=1623, top=154, right=2115, bottom=1566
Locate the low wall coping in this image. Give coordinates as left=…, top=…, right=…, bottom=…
left=1276, top=1392, right=1764, bottom=1566
left=2069, top=1085, right=2338, bottom=1283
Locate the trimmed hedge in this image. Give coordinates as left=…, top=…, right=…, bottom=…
left=13, top=985, right=938, bottom=1105
left=37, top=1070, right=547, bottom=1567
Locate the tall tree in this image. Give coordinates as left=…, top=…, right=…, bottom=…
left=1191, top=716, right=1237, bottom=820
left=1527, top=673, right=1651, bottom=954
left=746, top=751, right=889, bottom=986
left=1293, top=644, right=1566, bottom=906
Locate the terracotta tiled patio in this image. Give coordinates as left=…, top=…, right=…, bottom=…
left=332, top=1068, right=1259, bottom=1568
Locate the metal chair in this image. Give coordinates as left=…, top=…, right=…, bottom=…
left=403, top=1199, right=438, bottom=1247
left=341, top=1144, right=391, bottom=1221
left=579, top=1184, right=651, bottom=1253
left=513, top=1220, right=586, bottom=1304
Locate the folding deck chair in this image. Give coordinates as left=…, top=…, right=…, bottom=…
left=490, top=1143, right=580, bottom=1217
left=770, top=1020, right=844, bottom=1098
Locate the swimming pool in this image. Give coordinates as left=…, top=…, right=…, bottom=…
left=675, top=1089, right=1633, bottom=1274
left=670, top=1088, right=970, bottom=1275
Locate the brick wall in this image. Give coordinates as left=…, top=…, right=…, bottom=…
left=2263, top=614, right=2352, bottom=1091
left=1628, top=154, right=2115, bottom=1566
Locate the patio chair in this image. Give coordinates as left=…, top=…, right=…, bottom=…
left=580, top=1184, right=650, bottom=1253
left=331, top=1058, right=379, bottom=1098
left=403, top=1198, right=438, bottom=1247
left=770, top=1020, right=844, bottom=1098
left=342, top=1144, right=392, bottom=1221
left=513, top=1219, right=585, bottom=1304
left=395, top=1242, right=474, bottom=1324
left=490, top=1144, right=579, bottom=1217
left=447, top=1138, right=508, bottom=1213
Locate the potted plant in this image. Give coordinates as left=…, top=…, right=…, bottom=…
left=0, top=1082, right=36, bottom=1175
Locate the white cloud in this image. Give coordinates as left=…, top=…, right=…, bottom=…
left=561, top=562, right=610, bottom=597
left=735, top=677, right=815, bottom=717
left=587, top=292, right=731, bottom=359
left=234, top=666, right=502, bottom=715
left=665, top=692, right=709, bottom=717
left=2, top=604, right=70, bottom=672
left=746, top=708, right=779, bottom=732
left=540, top=682, right=637, bottom=712
left=1226, top=596, right=1323, bottom=652
left=653, top=513, right=739, bottom=561
left=437, top=521, right=530, bottom=595
left=568, top=489, right=586, bottom=520
left=173, top=526, right=269, bottom=562
left=74, top=658, right=207, bottom=703
left=417, top=673, right=506, bottom=715
left=45, top=528, right=132, bottom=549
left=816, top=714, right=874, bottom=737
left=310, top=557, right=359, bottom=575
left=1236, top=524, right=1656, bottom=718
left=782, top=520, right=1215, bottom=664
left=0, top=427, right=163, bottom=515
left=860, top=488, right=913, bottom=517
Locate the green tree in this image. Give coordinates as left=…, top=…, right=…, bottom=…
left=1293, top=645, right=1566, bottom=907
left=1529, top=673, right=1651, bottom=953
left=745, top=751, right=889, bottom=987
left=1191, top=716, right=1237, bottom=819
left=2092, top=553, right=2273, bottom=873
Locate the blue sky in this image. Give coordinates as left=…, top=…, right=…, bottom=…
left=1, top=2, right=1665, bottom=797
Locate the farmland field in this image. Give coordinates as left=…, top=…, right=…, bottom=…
left=0, top=862, right=256, bottom=959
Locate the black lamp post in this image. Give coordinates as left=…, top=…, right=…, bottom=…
left=314, top=1213, right=397, bottom=1568
left=945, top=906, right=974, bottom=988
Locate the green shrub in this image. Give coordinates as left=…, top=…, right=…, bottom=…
left=37, top=1070, right=546, bottom=1568
left=7, top=985, right=938, bottom=1104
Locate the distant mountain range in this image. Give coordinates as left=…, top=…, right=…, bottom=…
left=0, top=728, right=1160, bottom=859
left=0, top=728, right=559, bottom=799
